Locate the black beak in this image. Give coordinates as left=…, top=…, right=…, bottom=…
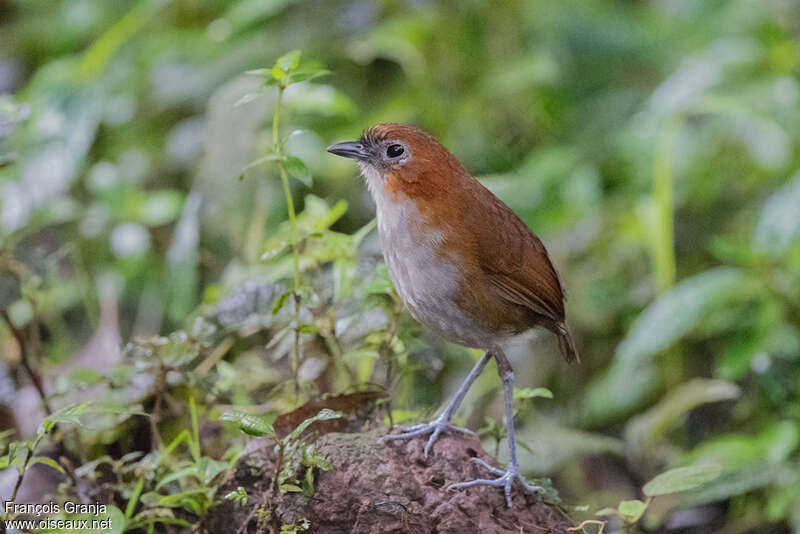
left=326, top=141, right=369, bottom=161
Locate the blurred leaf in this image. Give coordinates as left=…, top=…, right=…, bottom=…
left=753, top=171, right=800, bottom=255
left=38, top=401, right=147, bottom=436
left=349, top=17, right=431, bottom=79
left=166, top=191, right=202, bottom=321
left=155, top=457, right=228, bottom=490
left=286, top=409, right=341, bottom=442
left=30, top=456, right=65, bottom=474
left=271, top=289, right=292, bottom=314
left=126, top=478, right=145, bottom=519
left=363, top=264, right=395, bottom=296
left=298, top=323, right=319, bottom=334
left=643, top=464, right=723, bottom=496
left=285, top=156, right=312, bottom=187
left=289, top=66, right=331, bottom=84
left=618, top=499, right=647, bottom=522
left=224, top=0, right=299, bottom=33
left=514, top=387, right=554, bottom=400
left=224, top=486, right=248, bottom=507
left=618, top=268, right=747, bottom=365
left=220, top=411, right=275, bottom=438
left=276, top=50, right=302, bottom=73
left=716, top=329, right=767, bottom=380
left=140, top=190, right=184, bottom=226
left=680, top=421, right=799, bottom=473
left=274, top=390, right=386, bottom=439
left=78, top=0, right=166, bottom=80
left=39, top=402, right=94, bottom=433
left=647, top=37, right=760, bottom=116
left=625, top=379, right=740, bottom=459
left=679, top=462, right=790, bottom=507
left=240, top=153, right=282, bottom=177
left=585, top=268, right=753, bottom=423
left=8, top=298, right=33, bottom=328
left=516, top=420, right=624, bottom=473
left=284, top=84, right=357, bottom=117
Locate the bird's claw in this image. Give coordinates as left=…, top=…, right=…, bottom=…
left=447, top=457, right=543, bottom=508
left=384, top=417, right=474, bottom=457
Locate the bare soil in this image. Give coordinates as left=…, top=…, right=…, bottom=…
left=199, top=427, right=572, bottom=534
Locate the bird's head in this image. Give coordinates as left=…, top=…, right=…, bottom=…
left=327, top=123, right=468, bottom=203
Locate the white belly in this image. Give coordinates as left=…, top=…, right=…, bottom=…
left=367, top=175, right=494, bottom=349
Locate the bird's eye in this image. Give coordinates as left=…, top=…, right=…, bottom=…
left=386, top=144, right=404, bottom=158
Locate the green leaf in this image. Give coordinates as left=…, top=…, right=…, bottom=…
left=678, top=462, right=785, bottom=507
left=38, top=402, right=148, bottom=437
left=291, top=69, right=331, bottom=84
left=753, top=170, right=800, bottom=254
left=140, top=189, right=184, bottom=226
left=285, top=156, right=312, bottom=187
left=298, top=323, right=319, bottom=334
left=245, top=68, right=272, bottom=77
left=240, top=153, right=282, bottom=177
left=8, top=299, right=33, bottom=328
left=680, top=421, right=799, bottom=473
left=286, top=409, right=341, bottom=442
left=616, top=268, right=748, bottom=366
left=585, top=267, right=753, bottom=424
left=125, top=478, right=144, bottom=519
left=643, top=464, right=723, bottom=496
left=271, top=290, right=292, bottom=313
left=224, top=486, right=248, bottom=507
left=275, top=50, right=302, bottom=72
left=30, top=456, right=65, bottom=474
left=625, top=379, right=740, bottom=459
left=514, top=387, right=554, bottom=400
left=220, top=411, right=276, bottom=438
left=68, top=368, right=105, bottom=387
left=39, top=402, right=93, bottom=434
left=618, top=499, right=647, bottom=522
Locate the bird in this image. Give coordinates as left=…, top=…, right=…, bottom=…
left=327, top=123, right=578, bottom=507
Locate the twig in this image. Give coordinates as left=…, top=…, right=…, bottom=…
left=235, top=497, right=263, bottom=534
left=195, top=336, right=235, bottom=376
left=0, top=310, right=51, bottom=414
left=318, top=316, right=356, bottom=383
left=58, top=456, right=89, bottom=504
left=271, top=85, right=302, bottom=396
left=567, top=519, right=606, bottom=534
left=9, top=432, right=46, bottom=504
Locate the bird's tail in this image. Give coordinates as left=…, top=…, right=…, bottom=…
left=555, top=323, right=580, bottom=364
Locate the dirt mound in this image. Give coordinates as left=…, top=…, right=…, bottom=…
left=200, top=428, right=572, bottom=533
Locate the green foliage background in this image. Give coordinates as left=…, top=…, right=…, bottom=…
left=1, top=0, right=800, bottom=532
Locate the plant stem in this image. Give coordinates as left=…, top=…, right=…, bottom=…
left=1, top=310, right=51, bottom=414
left=10, top=433, right=44, bottom=504
left=272, top=85, right=302, bottom=394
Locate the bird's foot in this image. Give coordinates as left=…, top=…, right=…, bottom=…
left=384, top=415, right=474, bottom=457
left=448, top=458, right=544, bottom=508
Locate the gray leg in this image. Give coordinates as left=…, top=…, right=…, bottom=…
left=385, top=351, right=491, bottom=456
left=448, top=349, right=543, bottom=507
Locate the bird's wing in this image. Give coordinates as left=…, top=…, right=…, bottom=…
left=468, top=181, right=566, bottom=324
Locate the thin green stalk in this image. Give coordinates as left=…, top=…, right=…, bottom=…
left=10, top=433, right=45, bottom=504
left=272, top=86, right=302, bottom=393
left=652, top=118, right=684, bottom=386
left=651, top=119, right=678, bottom=292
